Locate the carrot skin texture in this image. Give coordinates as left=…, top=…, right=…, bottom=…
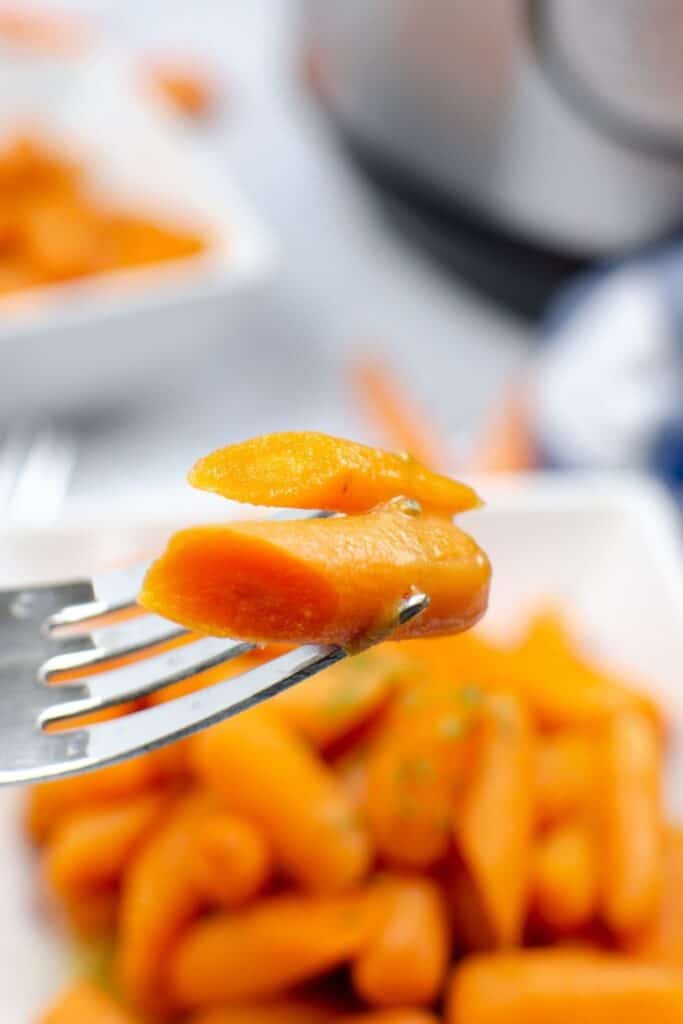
left=167, top=893, right=371, bottom=1009
left=187, top=811, right=271, bottom=907
left=140, top=506, right=491, bottom=647
left=189, top=431, right=479, bottom=514
left=352, top=874, right=450, bottom=1007
left=454, top=693, right=534, bottom=946
left=532, top=821, right=598, bottom=933
left=599, top=710, right=663, bottom=934
left=447, top=949, right=683, bottom=1024
left=190, top=709, right=371, bottom=892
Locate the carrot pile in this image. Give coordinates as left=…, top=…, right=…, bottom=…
left=0, top=136, right=207, bottom=297
left=30, top=433, right=683, bottom=1022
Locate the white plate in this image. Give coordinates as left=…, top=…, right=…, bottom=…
left=0, top=47, right=276, bottom=419
left=0, top=473, right=681, bottom=1020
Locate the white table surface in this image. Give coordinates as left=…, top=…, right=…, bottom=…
left=16, top=0, right=532, bottom=517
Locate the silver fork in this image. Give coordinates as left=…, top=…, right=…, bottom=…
left=0, top=563, right=428, bottom=786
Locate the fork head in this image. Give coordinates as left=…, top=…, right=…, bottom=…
left=0, top=578, right=430, bottom=786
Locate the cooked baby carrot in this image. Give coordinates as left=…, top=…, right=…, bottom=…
left=187, top=811, right=271, bottom=908
left=534, top=731, right=596, bottom=827
left=116, top=792, right=212, bottom=1014
left=365, top=678, right=482, bottom=868
left=352, top=874, right=449, bottom=1007
left=270, top=647, right=405, bottom=750
left=45, top=790, right=168, bottom=897
left=189, top=432, right=479, bottom=514
left=167, top=892, right=370, bottom=1009
left=140, top=504, right=490, bottom=647
left=599, top=710, right=663, bottom=934
left=188, top=1000, right=333, bottom=1024
left=454, top=693, right=533, bottom=946
left=510, top=612, right=661, bottom=730
left=39, top=981, right=138, bottom=1024
left=626, top=825, right=683, bottom=967
left=27, top=755, right=160, bottom=844
left=190, top=709, right=371, bottom=892
left=352, top=355, right=452, bottom=472
left=447, top=948, right=683, bottom=1024
left=532, top=821, right=598, bottom=933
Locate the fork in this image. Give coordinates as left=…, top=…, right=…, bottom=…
left=0, top=561, right=429, bottom=786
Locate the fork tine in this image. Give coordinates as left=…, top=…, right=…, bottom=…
left=30, top=591, right=429, bottom=782
left=41, top=635, right=257, bottom=721
left=42, top=614, right=186, bottom=676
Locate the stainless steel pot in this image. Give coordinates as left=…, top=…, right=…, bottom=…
left=301, top=0, right=683, bottom=257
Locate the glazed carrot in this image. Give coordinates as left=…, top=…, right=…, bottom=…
left=365, top=678, right=482, bottom=868
left=188, top=1001, right=332, bottom=1024
left=27, top=755, right=159, bottom=844
left=190, top=431, right=476, bottom=512
left=45, top=790, right=168, bottom=897
left=532, top=821, right=598, bottom=933
left=510, top=612, right=661, bottom=730
left=190, top=709, right=371, bottom=891
left=271, top=647, right=406, bottom=750
left=454, top=693, right=533, bottom=946
left=187, top=811, right=271, bottom=908
left=626, top=825, right=683, bottom=967
left=39, top=981, right=138, bottom=1024
left=142, top=504, right=490, bottom=648
left=352, top=874, right=449, bottom=1006
left=599, top=710, right=663, bottom=934
left=352, top=357, right=452, bottom=471
left=447, top=948, right=683, bottom=1024
left=116, top=792, right=212, bottom=1014
left=167, top=893, right=371, bottom=1009
left=534, top=731, right=596, bottom=826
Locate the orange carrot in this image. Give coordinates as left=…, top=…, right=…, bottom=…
left=116, top=792, right=211, bottom=1014
left=270, top=647, right=404, bottom=750
left=532, top=821, right=598, bottom=933
left=187, top=811, right=271, bottom=908
left=39, top=981, right=138, bottom=1024
left=447, top=948, right=683, bottom=1023
left=625, top=825, right=683, bottom=967
left=189, top=431, right=475, bottom=513
left=190, top=709, right=371, bottom=892
left=140, top=504, right=490, bottom=647
left=534, top=731, right=596, bottom=826
left=352, top=874, right=449, bottom=1006
left=61, top=886, right=119, bottom=939
left=454, top=693, right=533, bottom=946
left=352, top=357, right=451, bottom=471
left=446, top=863, right=497, bottom=953
left=26, top=755, right=160, bottom=844
left=45, top=790, right=168, bottom=897
left=167, top=893, right=371, bottom=1010
left=599, top=710, right=663, bottom=934
left=510, top=612, right=661, bottom=730
left=365, top=678, right=482, bottom=868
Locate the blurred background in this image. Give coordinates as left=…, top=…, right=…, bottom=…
left=0, top=0, right=681, bottom=525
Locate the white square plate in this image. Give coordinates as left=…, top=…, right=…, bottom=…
left=0, top=473, right=681, bottom=1021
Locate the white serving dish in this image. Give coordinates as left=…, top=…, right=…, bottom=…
left=0, top=48, right=276, bottom=419
left=0, top=473, right=681, bottom=1020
